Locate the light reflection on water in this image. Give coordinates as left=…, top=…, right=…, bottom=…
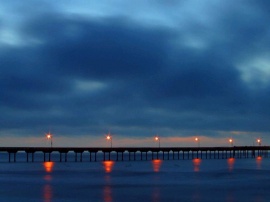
left=103, top=185, right=113, bottom=202
left=43, top=184, right=53, bottom=202
left=152, top=159, right=162, bottom=172
left=152, top=186, right=161, bottom=202
left=227, top=158, right=235, bottom=171
left=192, top=158, right=201, bottom=172
left=20, top=158, right=270, bottom=202
left=103, top=161, right=114, bottom=202
left=44, top=162, right=54, bottom=173
left=151, top=160, right=162, bottom=201
left=43, top=162, right=54, bottom=202
left=103, top=161, right=115, bottom=173
left=256, top=156, right=262, bottom=169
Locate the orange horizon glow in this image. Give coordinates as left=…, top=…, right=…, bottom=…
left=1, top=134, right=268, bottom=147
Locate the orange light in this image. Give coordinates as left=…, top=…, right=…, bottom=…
left=195, top=137, right=198, bottom=141
left=103, top=185, right=112, bottom=202
left=103, top=161, right=115, bottom=173
left=229, top=139, right=233, bottom=143
left=257, top=139, right=261, bottom=143
left=227, top=158, right=235, bottom=171
left=43, top=184, right=53, bottom=201
left=256, top=156, right=262, bottom=169
left=46, top=132, right=52, bottom=139
left=152, top=159, right=162, bottom=172
left=155, top=137, right=159, bottom=141
left=43, top=162, right=54, bottom=173
left=193, top=158, right=201, bottom=172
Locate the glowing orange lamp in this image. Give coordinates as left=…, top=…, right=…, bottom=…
left=155, top=136, right=160, bottom=148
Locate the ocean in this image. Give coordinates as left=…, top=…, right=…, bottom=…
left=0, top=153, right=270, bottom=202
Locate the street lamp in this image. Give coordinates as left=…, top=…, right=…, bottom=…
left=229, top=138, right=233, bottom=147
left=195, top=137, right=200, bottom=147
left=155, top=136, right=160, bottom=148
left=46, top=132, right=53, bottom=148
left=257, top=138, right=261, bottom=146
left=106, top=134, right=112, bottom=148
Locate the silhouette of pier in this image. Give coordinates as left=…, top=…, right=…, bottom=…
left=0, top=146, right=268, bottom=162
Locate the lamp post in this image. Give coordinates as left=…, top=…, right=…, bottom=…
left=195, top=137, right=200, bottom=147
left=106, top=134, right=112, bottom=148
left=229, top=138, right=233, bottom=147
left=46, top=133, right=53, bottom=148
left=155, top=136, right=160, bottom=148
left=257, top=138, right=261, bottom=146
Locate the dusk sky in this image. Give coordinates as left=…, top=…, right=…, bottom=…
left=1, top=0, right=270, bottom=147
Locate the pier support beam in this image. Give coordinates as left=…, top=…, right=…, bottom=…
left=8, top=152, right=17, bottom=163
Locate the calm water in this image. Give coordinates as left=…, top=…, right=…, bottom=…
left=0, top=155, right=270, bottom=202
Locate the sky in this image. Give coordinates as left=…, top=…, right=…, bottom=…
left=1, top=0, right=270, bottom=147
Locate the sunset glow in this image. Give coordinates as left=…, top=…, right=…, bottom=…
left=1, top=0, right=270, bottom=149
left=1, top=1, right=270, bottom=202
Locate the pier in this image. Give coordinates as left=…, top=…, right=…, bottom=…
left=0, top=146, right=269, bottom=162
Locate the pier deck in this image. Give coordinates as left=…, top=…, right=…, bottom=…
left=0, top=146, right=268, bottom=162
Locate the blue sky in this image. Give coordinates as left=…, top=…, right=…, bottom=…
left=1, top=0, right=270, bottom=146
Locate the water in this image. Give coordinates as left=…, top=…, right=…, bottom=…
left=0, top=156, right=270, bottom=202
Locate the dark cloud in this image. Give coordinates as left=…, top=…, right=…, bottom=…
left=22, top=15, right=170, bottom=80
left=1, top=1, right=270, bottom=139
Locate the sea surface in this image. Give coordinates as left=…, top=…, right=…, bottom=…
left=0, top=153, right=270, bottom=202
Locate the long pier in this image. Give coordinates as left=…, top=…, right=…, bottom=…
left=0, top=146, right=269, bottom=162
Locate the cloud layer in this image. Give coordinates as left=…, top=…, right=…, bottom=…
left=1, top=1, right=270, bottom=142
